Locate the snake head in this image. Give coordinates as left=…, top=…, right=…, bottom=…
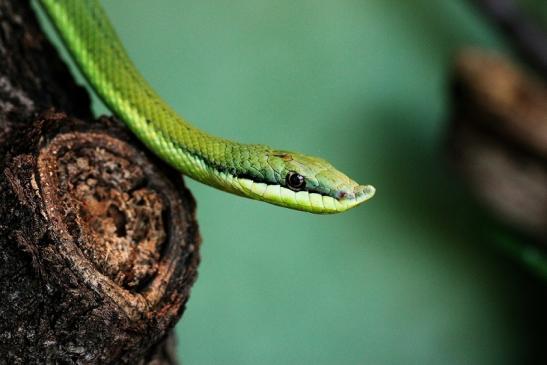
left=230, top=149, right=375, bottom=214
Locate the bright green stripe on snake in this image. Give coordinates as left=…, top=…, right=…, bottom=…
left=39, top=0, right=374, bottom=213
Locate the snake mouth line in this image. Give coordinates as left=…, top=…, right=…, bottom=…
left=210, top=168, right=375, bottom=213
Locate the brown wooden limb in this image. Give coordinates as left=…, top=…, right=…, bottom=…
left=0, top=0, right=201, bottom=363
left=0, top=0, right=92, bottom=128
left=1, top=113, right=200, bottom=363
left=447, top=48, right=547, bottom=241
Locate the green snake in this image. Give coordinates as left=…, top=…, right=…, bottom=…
left=39, top=0, right=375, bottom=214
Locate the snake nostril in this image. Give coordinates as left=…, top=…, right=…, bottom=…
left=336, top=190, right=355, bottom=200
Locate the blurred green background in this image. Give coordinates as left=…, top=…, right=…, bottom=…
left=36, top=0, right=546, bottom=364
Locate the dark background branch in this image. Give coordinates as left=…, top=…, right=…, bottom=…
left=470, top=0, right=547, bottom=79
left=448, top=49, right=547, bottom=241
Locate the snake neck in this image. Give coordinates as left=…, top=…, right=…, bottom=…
left=151, top=126, right=274, bottom=197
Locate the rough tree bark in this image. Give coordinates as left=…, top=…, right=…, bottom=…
left=0, top=1, right=201, bottom=364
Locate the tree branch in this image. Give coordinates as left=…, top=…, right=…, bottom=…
left=0, top=1, right=201, bottom=363
left=470, top=0, right=547, bottom=79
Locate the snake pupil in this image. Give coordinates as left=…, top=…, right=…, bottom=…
left=287, top=172, right=305, bottom=190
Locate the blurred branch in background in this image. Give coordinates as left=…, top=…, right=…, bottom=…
left=446, top=0, right=547, bottom=279
left=447, top=49, right=547, bottom=278
left=470, top=0, right=547, bottom=78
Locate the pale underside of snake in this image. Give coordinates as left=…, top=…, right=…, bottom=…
left=39, top=0, right=375, bottom=214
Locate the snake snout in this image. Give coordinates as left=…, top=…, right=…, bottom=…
left=354, top=185, right=376, bottom=202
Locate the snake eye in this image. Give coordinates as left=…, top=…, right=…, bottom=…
left=286, top=171, right=305, bottom=191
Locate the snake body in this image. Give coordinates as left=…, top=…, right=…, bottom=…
left=39, top=0, right=374, bottom=213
